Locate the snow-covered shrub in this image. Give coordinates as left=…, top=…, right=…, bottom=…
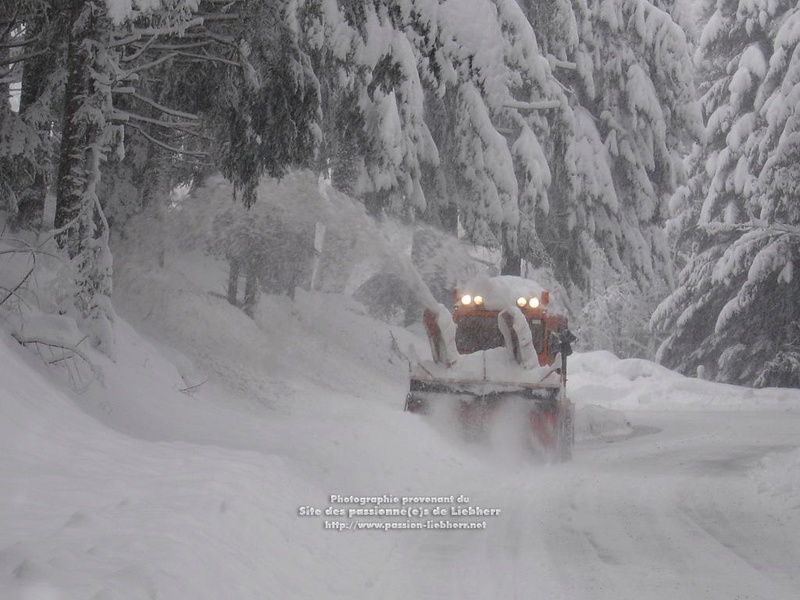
left=0, top=224, right=99, bottom=390
left=210, top=201, right=314, bottom=297
left=120, top=171, right=427, bottom=313
left=573, top=240, right=668, bottom=360
left=575, top=281, right=667, bottom=360
left=755, top=322, right=800, bottom=388
left=353, top=273, right=417, bottom=326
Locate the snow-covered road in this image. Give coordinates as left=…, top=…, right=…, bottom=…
left=356, top=411, right=800, bottom=600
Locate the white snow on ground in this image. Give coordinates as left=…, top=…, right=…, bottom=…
left=752, top=448, right=800, bottom=512
left=570, top=349, right=800, bottom=410
left=2, top=247, right=800, bottom=599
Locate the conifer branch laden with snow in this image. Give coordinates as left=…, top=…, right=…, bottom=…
left=654, top=1, right=800, bottom=388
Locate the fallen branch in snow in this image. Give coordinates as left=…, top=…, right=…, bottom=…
left=0, top=238, right=61, bottom=310
left=0, top=253, right=35, bottom=307
left=11, top=333, right=99, bottom=392
left=179, top=379, right=208, bottom=394
left=0, top=284, right=33, bottom=309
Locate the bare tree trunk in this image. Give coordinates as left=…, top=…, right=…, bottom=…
left=53, top=1, right=116, bottom=354
left=14, top=3, right=66, bottom=231
left=0, top=43, right=8, bottom=115
left=243, top=258, right=259, bottom=317
left=501, top=224, right=521, bottom=276
left=18, top=3, right=62, bottom=114
left=227, top=257, right=241, bottom=306
left=55, top=0, right=96, bottom=257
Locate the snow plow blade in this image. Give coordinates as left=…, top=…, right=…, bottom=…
left=405, top=378, right=573, bottom=461
left=405, top=378, right=561, bottom=412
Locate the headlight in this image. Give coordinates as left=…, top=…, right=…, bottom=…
left=529, top=297, right=540, bottom=308
left=461, top=294, right=472, bottom=305
left=516, top=296, right=527, bottom=308
left=473, top=295, right=484, bottom=306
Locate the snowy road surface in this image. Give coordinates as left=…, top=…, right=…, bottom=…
left=351, top=411, right=800, bottom=600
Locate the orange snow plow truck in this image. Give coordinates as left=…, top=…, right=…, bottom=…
left=405, top=276, right=576, bottom=461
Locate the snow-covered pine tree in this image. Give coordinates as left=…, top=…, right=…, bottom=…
left=96, top=6, right=218, bottom=230
left=522, top=0, right=702, bottom=291
left=54, top=0, right=122, bottom=352
left=51, top=0, right=200, bottom=353
left=440, top=0, right=560, bottom=276
left=207, top=0, right=320, bottom=208
left=299, top=0, right=701, bottom=300
left=297, top=0, right=562, bottom=272
left=653, top=0, right=800, bottom=387
left=0, top=0, right=64, bottom=230
left=297, top=0, right=441, bottom=217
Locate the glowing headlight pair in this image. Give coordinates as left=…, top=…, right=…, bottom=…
left=460, top=294, right=484, bottom=306
left=461, top=294, right=540, bottom=308
left=516, top=296, right=540, bottom=308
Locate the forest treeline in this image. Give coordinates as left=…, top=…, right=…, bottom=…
left=1, top=0, right=798, bottom=387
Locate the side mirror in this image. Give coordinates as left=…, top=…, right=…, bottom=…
left=549, top=325, right=575, bottom=358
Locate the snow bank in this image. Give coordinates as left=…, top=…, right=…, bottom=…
left=0, top=329, right=338, bottom=599
left=570, top=350, right=800, bottom=411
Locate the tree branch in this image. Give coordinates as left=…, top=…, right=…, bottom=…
left=174, top=50, right=239, bottom=67
left=701, top=221, right=800, bottom=238
left=181, top=31, right=238, bottom=47
left=113, top=110, right=199, bottom=129
left=547, top=55, right=577, bottom=70
left=126, top=92, right=200, bottom=121
left=118, top=33, right=157, bottom=61
left=196, top=13, right=241, bottom=21
left=0, top=259, right=34, bottom=306
left=141, top=40, right=214, bottom=52
left=0, top=247, right=64, bottom=261
left=109, top=32, right=144, bottom=49
left=127, top=16, right=207, bottom=37
left=123, top=52, right=178, bottom=74
left=505, top=99, right=561, bottom=111
left=125, top=122, right=210, bottom=157
left=0, top=33, right=40, bottom=49
left=0, top=5, right=20, bottom=42
left=0, top=48, right=50, bottom=68
left=179, top=378, right=208, bottom=394
left=11, top=333, right=98, bottom=385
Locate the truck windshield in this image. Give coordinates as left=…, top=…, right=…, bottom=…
left=454, top=315, right=504, bottom=353
left=455, top=315, right=545, bottom=355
